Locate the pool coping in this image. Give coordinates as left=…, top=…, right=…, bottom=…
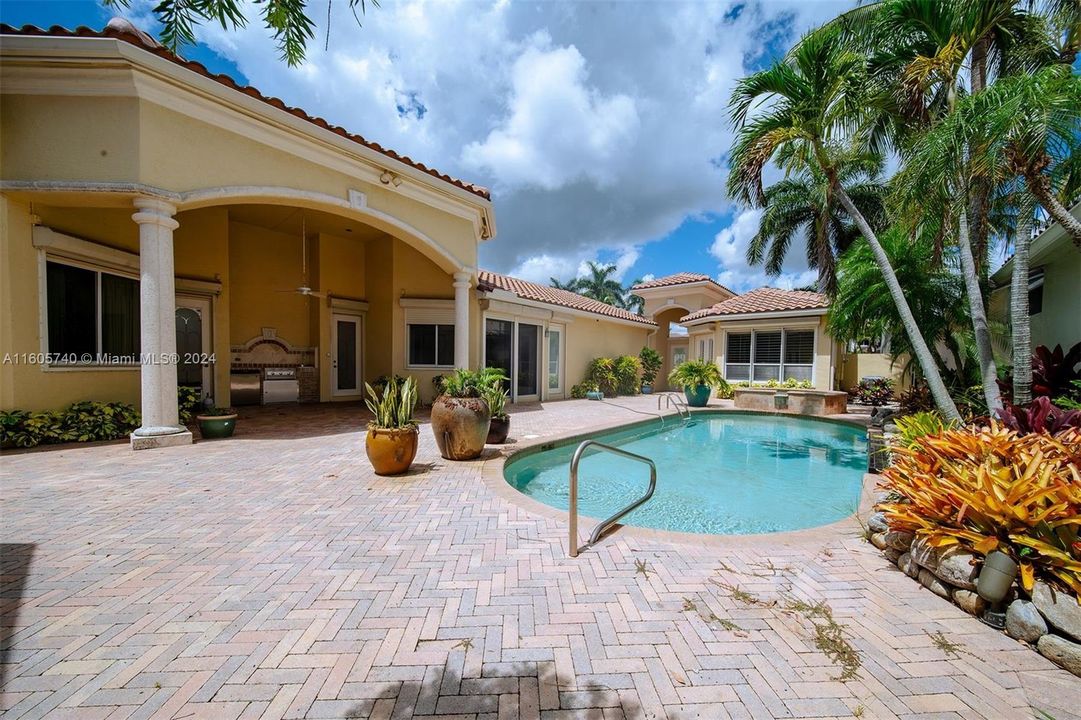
left=480, top=406, right=880, bottom=551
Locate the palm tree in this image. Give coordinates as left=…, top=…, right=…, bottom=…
left=746, top=152, right=886, bottom=296
left=728, top=26, right=962, bottom=421
left=550, top=277, right=581, bottom=292
left=830, top=0, right=1057, bottom=270
left=103, top=0, right=379, bottom=66
left=574, top=262, right=627, bottom=307
left=827, top=226, right=972, bottom=388
left=623, top=281, right=645, bottom=315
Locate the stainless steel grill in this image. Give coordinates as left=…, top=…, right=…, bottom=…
left=262, top=367, right=299, bottom=404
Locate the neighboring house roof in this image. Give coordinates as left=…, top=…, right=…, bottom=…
left=681, top=287, right=829, bottom=323
left=478, top=270, right=655, bottom=326
left=632, top=272, right=732, bottom=294
left=0, top=20, right=491, bottom=200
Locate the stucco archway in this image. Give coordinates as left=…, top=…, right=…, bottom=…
left=179, top=186, right=472, bottom=274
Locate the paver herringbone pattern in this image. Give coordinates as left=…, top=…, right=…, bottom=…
left=1, top=398, right=1078, bottom=720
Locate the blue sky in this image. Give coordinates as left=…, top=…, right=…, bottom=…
left=1, top=0, right=854, bottom=291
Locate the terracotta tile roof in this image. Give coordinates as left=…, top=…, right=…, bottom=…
left=478, top=270, right=655, bottom=326
left=0, top=20, right=491, bottom=200
left=631, top=272, right=732, bottom=294
left=681, top=287, right=828, bottom=322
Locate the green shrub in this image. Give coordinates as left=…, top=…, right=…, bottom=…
left=0, top=401, right=141, bottom=448
left=892, top=411, right=955, bottom=450
left=638, top=347, right=662, bottom=387
left=614, top=355, right=642, bottom=395
left=178, top=386, right=200, bottom=425
left=585, top=357, right=618, bottom=396
left=570, top=381, right=598, bottom=399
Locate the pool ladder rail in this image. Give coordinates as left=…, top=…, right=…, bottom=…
left=657, top=392, right=691, bottom=421
left=568, top=440, right=657, bottom=557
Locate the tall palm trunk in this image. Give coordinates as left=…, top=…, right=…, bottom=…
left=832, top=185, right=962, bottom=422
left=967, top=37, right=991, bottom=279
left=1011, top=209, right=1033, bottom=405
left=957, top=212, right=1002, bottom=413
left=1024, top=166, right=1081, bottom=246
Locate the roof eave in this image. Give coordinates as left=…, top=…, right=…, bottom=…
left=681, top=307, right=828, bottom=325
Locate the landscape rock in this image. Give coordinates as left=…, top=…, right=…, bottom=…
left=885, top=530, right=915, bottom=552
left=1006, top=600, right=1048, bottom=643
left=918, top=568, right=952, bottom=599
left=909, top=536, right=940, bottom=571
left=868, top=511, right=889, bottom=534
left=870, top=532, right=888, bottom=551
left=934, top=550, right=979, bottom=591
left=952, top=589, right=987, bottom=617
left=1037, top=634, right=1081, bottom=677
left=884, top=547, right=902, bottom=564
left=1032, top=581, right=1081, bottom=642
left=897, top=552, right=919, bottom=579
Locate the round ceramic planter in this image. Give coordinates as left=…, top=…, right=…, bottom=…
left=684, top=384, right=711, bottom=407
left=641, top=384, right=653, bottom=394
left=586, top=391, right=604, bottom=401
left=365, top=426, right=419, bottom=476
left=197, top=414, right=237, bottom=439
left=487, top=416, right=510, bottom=444
left=431, top=396, right=491, bottom=460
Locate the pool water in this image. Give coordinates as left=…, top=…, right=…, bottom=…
left=504, top=412, right=868, bottom=535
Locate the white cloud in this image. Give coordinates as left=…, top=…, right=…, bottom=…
left=462, top=35, right=639, bottom=191
left=117, top=0, right=852, bottom=290
left=710, top=208, right=818, bottom=292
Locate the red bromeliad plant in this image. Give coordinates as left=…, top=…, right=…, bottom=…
left=879, top=424, right=1081, bottom=598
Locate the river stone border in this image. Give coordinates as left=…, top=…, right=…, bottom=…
left=867, top=508, right=1081, bottom=678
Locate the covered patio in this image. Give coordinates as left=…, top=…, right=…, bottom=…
left=2, top=397, right=1078, bottom=719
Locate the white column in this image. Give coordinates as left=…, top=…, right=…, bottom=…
left=452, top=271, right=471, bottom=370
left=131, top=197, right=190, bottom=448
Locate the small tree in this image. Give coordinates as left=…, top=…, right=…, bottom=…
left=639, top=347, right=663, bottom=388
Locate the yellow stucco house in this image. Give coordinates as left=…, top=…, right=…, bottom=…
left=0, top=20, right=653, bottom=448
left=990, top=200, right=1081, bottom=354
left=633, top=273, right=904, bottom=393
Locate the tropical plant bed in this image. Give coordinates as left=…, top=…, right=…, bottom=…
left=733, top=388, right=848, bottom=415
left=867, top=423, right=1081, bottom=677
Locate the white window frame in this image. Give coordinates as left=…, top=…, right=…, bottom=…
left=722, top=326, right=818, bottom=386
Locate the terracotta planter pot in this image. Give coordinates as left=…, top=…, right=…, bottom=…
left=487, top=415, right=510, bottom=444
left=365, top=426, right=419, bottom=476
left=431, top=395, right=491, bottom=460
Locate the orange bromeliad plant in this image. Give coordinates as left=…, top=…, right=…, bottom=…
left=879, top=424, right=1081, bottom=598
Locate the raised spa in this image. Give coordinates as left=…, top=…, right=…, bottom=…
left=504, top=412, right=868, bottom=535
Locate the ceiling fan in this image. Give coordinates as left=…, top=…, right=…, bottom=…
left=276, top=215, right=325, bottom=299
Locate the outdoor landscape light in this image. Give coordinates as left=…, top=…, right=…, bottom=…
left=976, top=550, right=1018, bottom=629
left=379, top=170, right=393, bottom=184
left=392, top=176, right=403, bottom=187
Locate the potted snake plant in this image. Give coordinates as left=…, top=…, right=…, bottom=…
left=668, top=360, right=729, bottom=408
left=364, top=376, right=419, bottom=475
left=484, top=378, right=511, bottom=444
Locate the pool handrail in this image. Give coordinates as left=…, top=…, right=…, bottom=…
left=657, top=392, right=690, bottom=420
left=568, top=439, right=657, bottom=557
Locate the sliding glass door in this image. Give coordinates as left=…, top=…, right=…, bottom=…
left=517, top=323, right=540, bottom=399
left=484, top=318, right=548, bottom=402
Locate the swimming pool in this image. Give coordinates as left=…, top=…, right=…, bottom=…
left=503, top=411, right=868, bottom=535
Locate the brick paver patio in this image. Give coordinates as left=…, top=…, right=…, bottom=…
left=2, top=397, right=1078, bottom=719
